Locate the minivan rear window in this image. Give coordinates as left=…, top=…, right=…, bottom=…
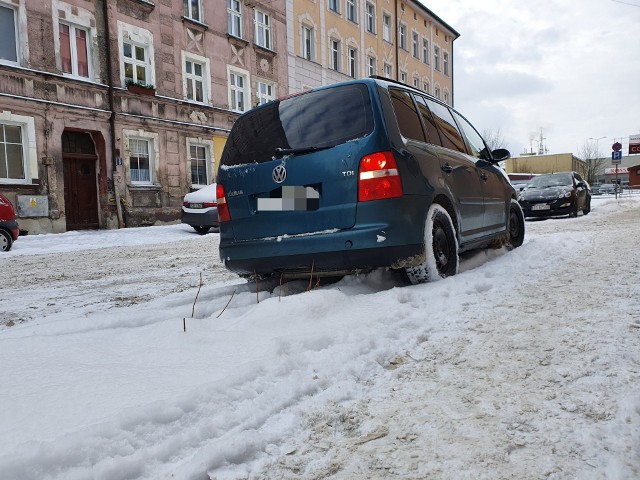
left=221, top=83, right=374, bottom=166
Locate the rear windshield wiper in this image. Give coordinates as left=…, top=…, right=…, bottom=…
left=273, top=145, right=333, bottom=158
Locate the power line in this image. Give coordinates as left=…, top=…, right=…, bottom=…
left=612, top=0, right=640, bottom=7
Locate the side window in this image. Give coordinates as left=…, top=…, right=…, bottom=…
left=451, top=110, right=489, bottom=160
left=412, top=94, right=441, bottom=146
left=389, top=89, right=426, bottom=143
left=424, top=98, right=467, bottom=153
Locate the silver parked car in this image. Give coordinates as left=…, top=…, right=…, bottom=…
left=181, top=183, right=219, bottom=234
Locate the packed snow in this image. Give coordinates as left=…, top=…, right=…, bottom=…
left=0, top=195, right=639, bottom=480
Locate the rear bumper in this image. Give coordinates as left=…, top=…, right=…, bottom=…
left=0, top=220, right=19, bottom=240
left=181, top=208, right=219, bottom=228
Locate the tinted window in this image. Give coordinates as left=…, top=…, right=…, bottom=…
left=451, top=110, right=489, bottom=160
left=425, top=98, right=467, bottom=153
left=389, top=89, right=426, bottom=142
left=413, top=94, right=441, bottom=146
left=221, top=83, right=374, bottom=166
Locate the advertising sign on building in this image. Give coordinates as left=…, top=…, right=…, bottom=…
left=604, top=167, right=629, bottom=175
left=630, top=134, right=640, bottom=155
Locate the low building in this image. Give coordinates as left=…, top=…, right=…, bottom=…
left=504, top=153, right=587, bottom=179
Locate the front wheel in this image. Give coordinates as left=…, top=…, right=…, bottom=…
left=193, top=226, right=211, bottom=234
left=405, top=204, right=458, bottom=284
left=508, top=199, right=525, bottom=248
left=583, top=196, right=591, bottom=215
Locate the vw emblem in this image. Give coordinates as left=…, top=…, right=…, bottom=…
left=272, top=164, right=287, bottom=184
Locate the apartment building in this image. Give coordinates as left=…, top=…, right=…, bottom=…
left=0, top=0, right=287, bottom=233
left=286, top=0, right=458, bottom=103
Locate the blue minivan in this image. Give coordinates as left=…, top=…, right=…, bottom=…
left=217, top=77, right=524, bottom=284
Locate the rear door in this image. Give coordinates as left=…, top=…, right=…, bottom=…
left=219, top=83, right=375, bottom=241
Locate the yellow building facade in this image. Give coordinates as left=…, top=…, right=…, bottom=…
left=286, top=0, right=459, bottom=104
left=505, top=154, right=588, bottom=178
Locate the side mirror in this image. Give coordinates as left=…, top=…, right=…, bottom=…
left=491, top=148, right=511, bottom=162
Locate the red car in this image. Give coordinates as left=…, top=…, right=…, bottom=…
left=0, top=193, right=20, bottom=252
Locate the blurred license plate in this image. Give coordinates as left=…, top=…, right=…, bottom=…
left=257, top=186, right=320, bottom=211
left=189, top=203, right=203, bottom=208
left=532, top=204, right=550, bottom=211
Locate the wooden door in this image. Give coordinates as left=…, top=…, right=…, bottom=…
left=62, top=132, right=99, bottom=230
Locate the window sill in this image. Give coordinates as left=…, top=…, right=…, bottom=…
left=297, top=55, right=321, bottom=66
left=129, top=183, right=161, bottom=190
left=131, top=0, right=155, bottom=8
left=227, top=34, right=249, bottom=46
left=181, top=16, right=208, bottom=31
left=254, top=44, right=277, bottom=56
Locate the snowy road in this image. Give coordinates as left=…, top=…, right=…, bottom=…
left=0, top=196, right=639, bottom=479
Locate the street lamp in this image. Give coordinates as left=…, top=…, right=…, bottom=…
left=589, top=136, right=606, bottom=157
left=588, top=136, right=606, bottom=185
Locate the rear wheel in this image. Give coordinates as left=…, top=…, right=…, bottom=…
left=0, top=229, right=12, bottom=252
left=193, top=226, right=211, bottom=234
left=569, top=200, right=579, bottom=218
left=405, top=204, right=458, bottom=284
left=583, top=196, right=591, bottom=215
left=508, top=199, right=525, bottom=248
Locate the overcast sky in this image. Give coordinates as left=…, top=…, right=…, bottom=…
left=421, top=0, right=640, bottom=158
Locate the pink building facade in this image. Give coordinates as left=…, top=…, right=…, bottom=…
left=0, top=0, right=287, bottom=233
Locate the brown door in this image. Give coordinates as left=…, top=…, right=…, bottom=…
left=62, top=131, right=99, bottom=230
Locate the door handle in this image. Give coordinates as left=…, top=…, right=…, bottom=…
left=480, top=172, right=488, bottom=181
left=441, top=163, right=453, bottom=174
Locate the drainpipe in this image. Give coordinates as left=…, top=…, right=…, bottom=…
left=102, top=0, right=125, bottom=228
left=395, top=0, right=399, bottom=81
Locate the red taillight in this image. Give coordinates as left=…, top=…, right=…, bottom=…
left=358, top=151, right=403, bottom=202
left=216, top=184, right=231, bottom=222
left=203, top=202, right=217, bottom=208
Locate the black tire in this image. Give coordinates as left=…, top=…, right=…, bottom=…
left=583, top=196, right=591, bottom=215
left=405, top=204, right=458, bottom=284
left=193, top=226, right=211, bottom=234
left=508, top=199, right=525, bottom=248
left=0, top=229, right=12, bottom=252
left=569, top=200, right=578, bottom=218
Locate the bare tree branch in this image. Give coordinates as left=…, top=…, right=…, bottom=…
left=577, top=140, right=607, bottom=185
left=482, top=128, right=506, bottom=152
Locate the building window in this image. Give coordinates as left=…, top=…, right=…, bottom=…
left=188, top=143, right=209, bottom=186
left=434, top=45, right=440, bottom=71
left=367, top=56, right=376, bottom=77
left=444, top=52, right=449, bottom=76
left=328, top=0, right=341, bottom=14
left=422, top=37, right=429, bottom=64
left=0, top=4, right=18, bottom=64
left=227, top=0, right=242, bottom=38
left=302, top=25, right=314, bottom=61
left=129, top=138, right=152, bottom=184
left=400, top=71, right=407, bottom=84
left=59, top=23, right=89, bottom=78
left=183, top=0, right=202, bottom=23
left=413, top=77, right=419, bottom=89
left=399, top=24, right=407, bottom=50
left=423, top=81, right=429, bottom=93
left=346, top=0, right=357, bottom=23
left=435, top=86, right=441, bottom=99
left=254, top=10, right=272, bottom=50
left=330, top=38, right=341, bottom=72
left=382, top=13, right=392, bottom=42
left=182, top=52, right=211, bottom=104
left=444, top=91, right=450, bottom=104
left=383, top=62, right=392, bottom=78
left=347, top=47, right=357, bottom=78
left=256, top=80, right=275, bottom=105
left=122, top=41, right=149, bottom=85
left=412, top=31, right=419, bottom=58
left=365, top=2, right=376, bottom=34
left=229, top=68, right=249, bottom=113
left=0, top=123, right=25, bottom=181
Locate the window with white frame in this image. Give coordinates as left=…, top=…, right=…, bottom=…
left=129, top=138, right=152, bottom=184
left=423, top=81, right=429, bottom=93
left=256, top=80, right=275, bottom=105
left=383, top=62, right=392, bottom=78
left=227, top=0, right=242, bottom=38
left=434, top=45, right=441, bottom=71
left=347, top=46, right=357, bottom=78
left=444, top=91, right=450, bottom=104
left=228, top=67, right=249, bottom=112
left=122, top=40, right=149, bottom=85
left=399, top=24, right=407, bottom=50
left=328, top=0, right=340, bottom=14
left=422, top=37, right=429, bottom=64
left=0, top=122, right=25, bottom=181
left=0, top=4, right=18, bottom=64
left=183, top=0, right=203, bottom=23
left=59, top=22, right=90, bottom=78
left=412, top=31, right=419, bottom=58
left=382, top=13, right=392, bottom=42
left=400, top=71, right=407, bottom=84
left=346, top=0, right=357, bottom=23
left=367, top=56, right=376, bottom=77
left=186, top=139, right=212, bottom=186
left=365, top=2, right=375, bottom=34
left=330, top=38, right=341, bottom=72
left=254, top=10, right=272, bottom=50
left=435, top=86, right=441, bottom=99
left=413, top=77, right=419, bottom=89
left=443, top=51, right=449, bottom=76
left=184, top=57, right=206, bottom=103
left=301, top=25, right=314, bottom=61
